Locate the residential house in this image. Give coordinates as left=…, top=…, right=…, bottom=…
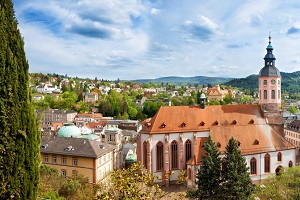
left=285, top=119, right=300, bottom=158
left=36, top=109, right=77, bottom=129
left=206, top=84, right=234, bottom=102
left=40, top=136, right=115, bottom=183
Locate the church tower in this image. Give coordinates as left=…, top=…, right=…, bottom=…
left=258, top=35, right=281, bottom=111
left=258, top=35, right=283, bottom=135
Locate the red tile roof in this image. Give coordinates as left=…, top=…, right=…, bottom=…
left=141, top=105, right=295, bottom=165
left=141, top=105, right=266, bottom=134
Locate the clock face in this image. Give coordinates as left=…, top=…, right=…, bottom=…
left=271, top=79, right=276, bottom=84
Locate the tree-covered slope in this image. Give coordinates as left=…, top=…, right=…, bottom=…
left=133, top=76, right=233, bottom=86
left=224, top=71, right=300, bottom=92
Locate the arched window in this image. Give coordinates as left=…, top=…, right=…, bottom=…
left=250, top=157, right=257, bottom=175
left=264, top=154, right=270, bottom=173
left=289, top=160, right=293, bottom=167
left=264, top=90, right=267, bottom=99
left=271, top=90, right=275, bottom=99
left=188, top=168, right=192, bottom=180
left=277, top=152, right=282, bottom=162
left=263, top=80, right=267, bottom=85
left=143, top=141, right=148, bottom=169
left=185, top=140, right=192, bottom=168
left=278, top=90, right=280, bottom=99
left=171, top=140, right=178, bottom=169
left=259, top=90, right=261, bottom=99
left=156, top=142, right=164, bottom=171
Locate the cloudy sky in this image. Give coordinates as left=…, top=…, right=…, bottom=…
left=12, top=0, right=300, bottom=80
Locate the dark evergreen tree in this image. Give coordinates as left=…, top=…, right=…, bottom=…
left=195, top=136, right=222, bottom=199
left=221, top=137, right=253, bottom=199
left=0, top=1, right=40, bottom=199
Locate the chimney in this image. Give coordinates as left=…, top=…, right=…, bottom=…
left=199, top=93, right=206, bottom=109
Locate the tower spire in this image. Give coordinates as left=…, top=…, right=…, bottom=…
left=269, top=31, right=271, bottom=45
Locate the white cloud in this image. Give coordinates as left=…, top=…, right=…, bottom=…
left=11, top=0, right=300, bottom=80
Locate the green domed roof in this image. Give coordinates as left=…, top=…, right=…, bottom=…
left=58, top=123, right=81, bottom=138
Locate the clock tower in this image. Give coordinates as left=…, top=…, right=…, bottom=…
left=258, top=35, right=281, bottom=111
left=258, top=35, right=283, bottom=135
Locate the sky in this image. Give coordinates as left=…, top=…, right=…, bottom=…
left=11, top=0, right=300, bottom=80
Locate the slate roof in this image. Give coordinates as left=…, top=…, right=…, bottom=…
left=41, top=136, right=115, bottom=158
left=259, top=66, right=281, bottom=77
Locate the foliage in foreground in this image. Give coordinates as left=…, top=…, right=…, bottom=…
left=96, top=162, right=164, bottom=200
left=0, top=0, right=41, bottom=199
left=187, top=137, right=253, bottom=199
left=251, top=165, right=300, bottom=200
left=39, top=165, right=98, bottom=200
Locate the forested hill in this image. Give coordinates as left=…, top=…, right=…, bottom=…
left=133, top=76, right=233, bottom=86
left=224, top=71, right=300, bottom=92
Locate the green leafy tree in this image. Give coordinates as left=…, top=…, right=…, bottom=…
left=289, top=105, right=298, bottom=114
left=207, top=99, right=220, bottom=105
left=143, top=100, right=165, bottom=118
left=96, top=162, right=163, bottom=199
left=61, top=91, right=78, bottom=102
left=0, top=1, right=41, bottom=198
left=190, top=136, right=222, bottom=199
left=223, top=93, right=235, bottom=104
left=221, top=137, right=253, bottom=199
left=251, top=165, right=300, bottom=200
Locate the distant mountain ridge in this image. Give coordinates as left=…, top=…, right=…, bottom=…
left=132, top=71, right=300, bottom=92
left=133, top=76, right=233, bottom=86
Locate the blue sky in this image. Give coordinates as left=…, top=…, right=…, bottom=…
left=12, top=0, right=300, bottom=80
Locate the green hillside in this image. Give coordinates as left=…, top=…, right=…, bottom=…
left=224, top=71, right=300, bottom=92
left=133, top=76, right=233, bottom=86
left=132, top=71, right=300, bottom=93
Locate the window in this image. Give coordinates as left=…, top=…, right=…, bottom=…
left=98, top=157, right=101, bottom=165
left=171, top=140, right=178, bottom=169
left=52, top=155, right=57, bottom=164
left=264, top=90, right=267, bottom=99
left=264, top=154, right=270, bottom=173
left=188, top=168, right=192, bottom=180
left=277, top=152, right=282, bottom=162
left=278, top=80, right=280, bottom=85
left=278, top=90, right=280, bottom=99
left=44, top=155, right=48, bottom=163
left=259, top=90, right=261, bottom=99
left=271, top=90, right=275, bottom=99
left=143, top=141, right=147, bottom=169
left=61, top=170, right=66, bottom=179
left=62, top=157, right=66, bottom=165
left=73, top=157, right=78, bottom=166
left=185, top=140, right=192, bottom=168
left=263, top=80, right=267, bottom=85
left=289, top=160, right=293, bottom=167
left=250, top=157, right=257, bottom=175
left=156, top=142, right=164, bottom=171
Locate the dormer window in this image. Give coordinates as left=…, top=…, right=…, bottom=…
left=231, top=120, right=237, bottom=125
left=237, top=141, right=241, bottom=146
left=199, top=121, right=205, bottom=126
left=249, top=119, right=254, bottom=124
left=161, top=123, right=166, bottom=128
left=253, top=139, right=259, bottom=145
left=181, top=122, right=186, bottom=127
left=212, top=121, right=218, bottom=126
left=217, top=142, right=221, bottom=148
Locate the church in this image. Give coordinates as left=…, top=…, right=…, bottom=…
left=137, top=36, right=295, bottom=187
